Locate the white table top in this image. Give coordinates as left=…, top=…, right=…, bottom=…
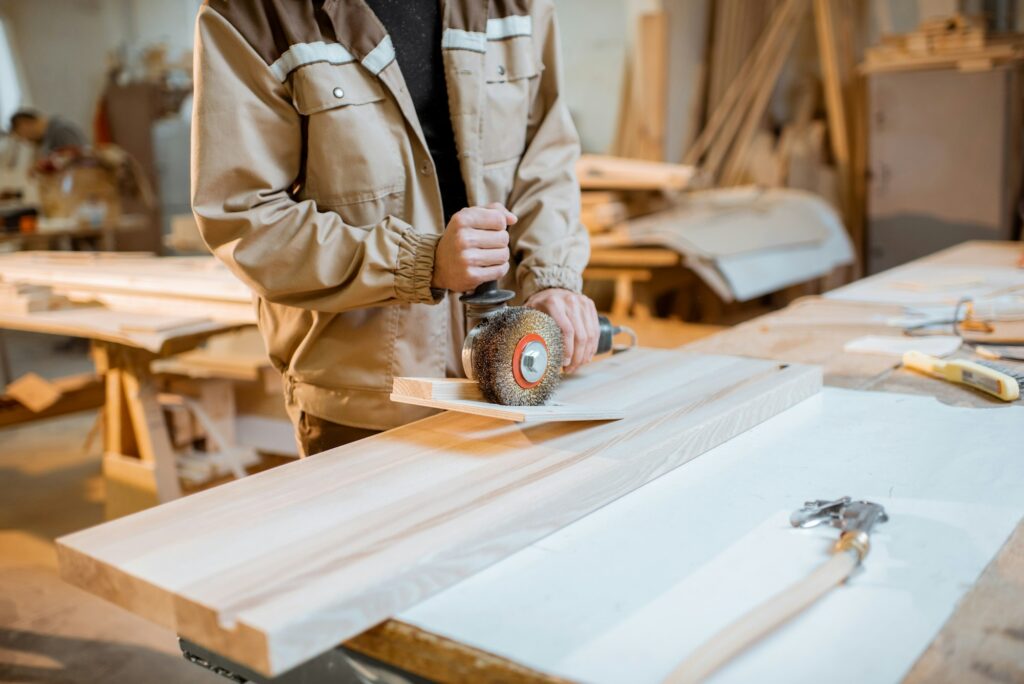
left=399, top=387, right=1024, bottom=683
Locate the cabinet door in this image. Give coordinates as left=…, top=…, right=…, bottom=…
left=868, top=68, right=1020, bottom=272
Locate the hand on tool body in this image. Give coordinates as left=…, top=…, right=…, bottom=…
left=525, top=288, right=600, bottom=373
left=431, top=204, right=515, bottom=292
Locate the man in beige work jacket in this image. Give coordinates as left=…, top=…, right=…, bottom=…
left=192, top=0, right=598, bottom=456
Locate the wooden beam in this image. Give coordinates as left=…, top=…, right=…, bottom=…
left=814, top=0, right=859, bottom=269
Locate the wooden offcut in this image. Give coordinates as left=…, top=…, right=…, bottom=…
left=390, top=377, right=627, bottom=423
left=6, top=372, right=63, bottom=413
left=57, top=349, right=821, bottom=677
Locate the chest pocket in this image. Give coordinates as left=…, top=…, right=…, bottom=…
left=483, top=37, right=540, bottom=166
left=290, top=61, right=406, bottom=208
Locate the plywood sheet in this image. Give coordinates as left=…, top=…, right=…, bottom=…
left=56, top=350, right=821, bottom=676
left=390, top=377, right=627, bottom=423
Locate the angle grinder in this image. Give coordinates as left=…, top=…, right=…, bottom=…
left=461, top=280, right=635, bottom=406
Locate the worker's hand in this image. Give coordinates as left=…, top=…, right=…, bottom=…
left=432, top=204, right=515, bottom=292
left=525, top=288, right=600, bottom=373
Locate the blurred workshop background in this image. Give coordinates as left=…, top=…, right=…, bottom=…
left=1, top=1, right=1023, bottom=681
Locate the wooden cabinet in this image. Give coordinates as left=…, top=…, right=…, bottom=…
left=867, top=66, right=1023, bottom=273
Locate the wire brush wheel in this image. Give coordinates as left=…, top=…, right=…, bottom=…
left=472, top=306, right=564, bottom=406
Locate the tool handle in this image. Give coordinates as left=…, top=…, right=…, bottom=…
left=663, top=550, right=859, bottom=684
left=468, top=280, right=497, bottom=298
left=597, top=316, right=637, bottom=354
left=460, top=280, right=515, bottom=311
left=903, top=351, right=1019, bottom=401
left=902, top=350, right=941, bottom=375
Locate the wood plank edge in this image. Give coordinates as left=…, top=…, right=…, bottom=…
left=390, top=393, right=527, bottom=422
left=55, top=540, right=178, bottom=632
left=346, top=619, right=573, bottom=684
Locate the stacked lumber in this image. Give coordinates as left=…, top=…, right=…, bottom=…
left=684, top=0, right=809, bottom=187
left=580, top=192, right=628, bottom=235
left=705, top=0, right=783, bottom=114
left=682, top=0, right=865, bottom=274
left=0, top=281, right=59, bottom=313
left=0, top=251, right=254, bottom=323
left=577, top=155, right=694, bottom=192
left=575, top=155, right=695, bottom=238
left=864, top=14, right=1024, bottom=73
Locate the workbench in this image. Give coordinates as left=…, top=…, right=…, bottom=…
left=340, top=240, right=1023, bottom=682
left=0, top=252, right=291, bottom=516
left=52, top=240, right=1024, bottom=682
left=0, top=306, right=245, bottom=517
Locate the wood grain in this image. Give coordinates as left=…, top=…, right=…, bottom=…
left=56, top=350, right=820, bottom=676
left=390, top=377, right=627, bottom=423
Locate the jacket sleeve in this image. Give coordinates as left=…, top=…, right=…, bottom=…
left=191, top=5, right=440, bottom=312
left=506, top=1, right=589, bottom=301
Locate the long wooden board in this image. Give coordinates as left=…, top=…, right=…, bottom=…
left=390, top=377, right=627, bottom=423
left=56, top=350, right=821, bottom=676
left=0, top=308, right=238, bottom=354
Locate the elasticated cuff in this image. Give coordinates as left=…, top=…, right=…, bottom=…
left=518, top=266, right=584, bottom=301
left=395, top=230, right=443, bottom=304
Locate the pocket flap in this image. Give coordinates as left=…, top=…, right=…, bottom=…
left=485, top=37, right=539, bottom=84
left=291, top=61, right=385, bottom=115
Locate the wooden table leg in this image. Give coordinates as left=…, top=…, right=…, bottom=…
left=0, top=330, right=12, bottom=390
left=93, top=342, right=182, bottom=518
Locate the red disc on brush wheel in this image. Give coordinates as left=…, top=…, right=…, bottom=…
left=512, top=333, right=547, bottom=389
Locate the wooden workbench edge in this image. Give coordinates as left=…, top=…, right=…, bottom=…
left=345, top=620, right=573, bottom=684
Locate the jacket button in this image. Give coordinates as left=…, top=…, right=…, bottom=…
left=419, top=161, right=431, bottom=175
left=497, top=64, right=506, bottom=76
left=332, top=87, right=345, bottom=98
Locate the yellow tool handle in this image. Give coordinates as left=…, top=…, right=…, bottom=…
left=902, top=351, right=1020, bottom=401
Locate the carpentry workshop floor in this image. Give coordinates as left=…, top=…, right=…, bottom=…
left=0, top=332, right=219, bottom=683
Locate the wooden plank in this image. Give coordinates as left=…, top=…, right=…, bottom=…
left=814, top=0, right=857, bottom=268
left=56, top=350, right=821, bottom=677
left=0, top=307, right=239, bottom=355
left=120, top=356, right=183, bottom=503
left=588, top=248, right=680, bottom=268
left=576, top=155, right=695, bottom=191
left=6, top=372, right=63, bottom=412
left=635, top=12, right=668, bottom=160
left=0, top=252, right=251, bottom=303
left=118, top=314, right=211, bottom=334
left=390, top=377, right=627, bottom=423
left=0, top=373, right=104, bottom=427
left=392, top=377, right=482, bottom=401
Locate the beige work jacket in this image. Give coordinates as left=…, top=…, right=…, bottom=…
left=192, top=0, right=588, bottom=430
